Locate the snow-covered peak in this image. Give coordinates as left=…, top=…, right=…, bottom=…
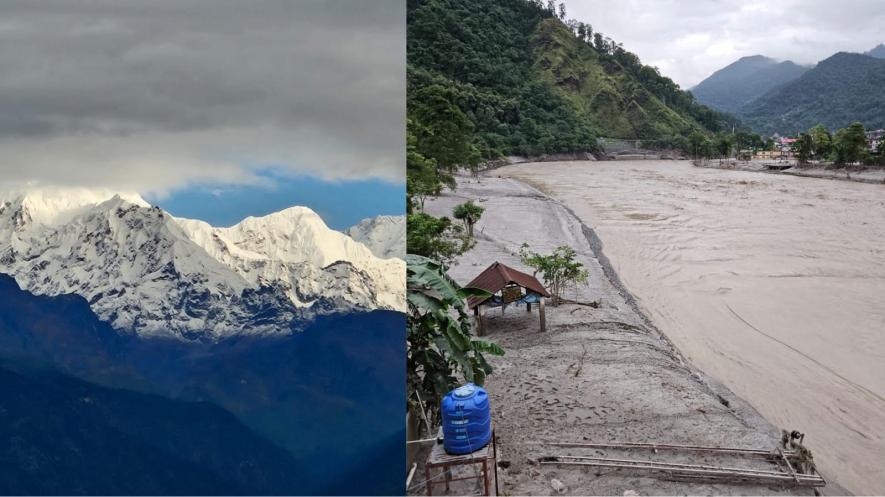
left=0, top=188, right=404, bottom=340
left=0, top=187, right=149, bottom=228
left=186, top=206, right=386, bottom=269
left=345, top=215, right=406, bottom=259
left=174, top=207, right=405, bottom=312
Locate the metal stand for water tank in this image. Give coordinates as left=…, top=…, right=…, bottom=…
left=424, top=426, right=498, bottom=496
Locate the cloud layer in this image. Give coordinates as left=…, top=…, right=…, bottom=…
left=566, top=0, right=885, bottom=88
left=0, top=0, right=404, bottom=193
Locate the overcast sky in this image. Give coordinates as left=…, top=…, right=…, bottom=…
left=0, top=0, right=404, bottom=195
left=566, top=0, right=885, bottom=88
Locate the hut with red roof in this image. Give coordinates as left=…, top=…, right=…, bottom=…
left=465, top=261, right=550, bottom=335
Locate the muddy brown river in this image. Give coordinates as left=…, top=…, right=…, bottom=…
left=501, top=160, right=885, bottom=495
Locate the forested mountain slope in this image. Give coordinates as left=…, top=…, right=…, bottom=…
left=740, top=52, right=885, bottom=135
left=407, top=0, right=735, bottom=159
left=691, top=55, right=809, bottom=113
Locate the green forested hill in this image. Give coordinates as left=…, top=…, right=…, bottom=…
left=691, top=55, right=809, bottom=114
left=407, top=0, right=735, bottom=159
left=740, top=52, right=885, bottom=135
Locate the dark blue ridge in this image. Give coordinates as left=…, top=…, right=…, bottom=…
left=0, top=274, right=406, bottom=495
left=0, top=365, right=303, bottom=495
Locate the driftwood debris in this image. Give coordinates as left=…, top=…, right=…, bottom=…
left=571, top=344, right=588, bottom=378
left=560, top=298, right=600, bottom=308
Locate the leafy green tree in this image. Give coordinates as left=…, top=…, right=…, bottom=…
left=733, top=131, right=750, bottom=151
left=407, top=255, right=503, bottom=425
left=410, top=84, right=480, bottom=174
left=793, top=133, right=814, bottom=165
left=519, top=244, right=588, bottom=306
left=407, top=213, right=472, bottom=265
left=593, top=32, right=605, bottom=53
left=715, top=134, right=733, bottom=158
left=668, top=135, right=690, bottom=154
left=452, top=201, right=485, bottom=238
left=406, top=122, right=443, bottom=212
left=688, top=131, right=704, bottom=158
left=576, top=22, right=586, bottom=41
left=734, top=131, right=765, bottom=152
left=748, top=133, right=765, bottom=150
left=407, top=173, right=442, bottom=214
left=688, top=131, right=713, bottom=158
left=832, top=122, right=868, bottom=165
left=809, top=124, right=832, bottom=160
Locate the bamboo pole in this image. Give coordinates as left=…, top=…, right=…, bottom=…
left=540, top=460, right=824, bottom=486
left=549, top=454, right=809, bottom=478
left=406, top=463, right=418, bottom=489
left=544, top=441, right=796, bottom=457
left=778, top=448, right=800, bottom=484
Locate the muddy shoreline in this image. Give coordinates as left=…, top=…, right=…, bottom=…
left=498, top=159, right=884, bottom=495
left=415, top=170, right=835, bottom=495
left=694, top=158, right=885, bottom=185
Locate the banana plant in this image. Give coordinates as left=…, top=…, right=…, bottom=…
left=406, top=254, right=503, bottom=424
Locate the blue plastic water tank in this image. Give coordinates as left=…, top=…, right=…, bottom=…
left=441, top=383, right=491, bottom=455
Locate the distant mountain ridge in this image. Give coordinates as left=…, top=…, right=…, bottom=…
left=0, top=365, right=305, bottom=495
left=690, top=55, right=810, bottom=113
left=694, top=44, right=885, bottom=134
left=0, top=187, right=404, bottom=340
left=739, top=51, right=885, bottom=134
left=866, top=43, right=885, bottom=59
left=345, top=215, right=405, bottom=259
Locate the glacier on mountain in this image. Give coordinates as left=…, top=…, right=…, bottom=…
left=0, top=188, right=405, bottom=340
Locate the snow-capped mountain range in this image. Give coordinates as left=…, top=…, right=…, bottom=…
left=0, top=188, right=404, bottom=341
left=344, top=215, right=405, bottom=260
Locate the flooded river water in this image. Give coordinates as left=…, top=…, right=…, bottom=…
left=501, top=160, right=885, bottom=495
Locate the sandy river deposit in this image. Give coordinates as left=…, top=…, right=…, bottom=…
left=500, top=160, right=885, bottom=495
left=422, top=174, right=815, bottom=495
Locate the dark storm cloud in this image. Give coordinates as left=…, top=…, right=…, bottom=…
left=0, top=0, right=404, bottom=191
left=566, top=0, right=885, bottom=88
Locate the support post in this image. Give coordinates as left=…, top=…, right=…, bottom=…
left=474, top=306, right=484, bottom=337
left=526, top=302, right=531, bottom=312
left=539, top=298, right=546, bottom=333
left=425, top=464, right=432, bottom=496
